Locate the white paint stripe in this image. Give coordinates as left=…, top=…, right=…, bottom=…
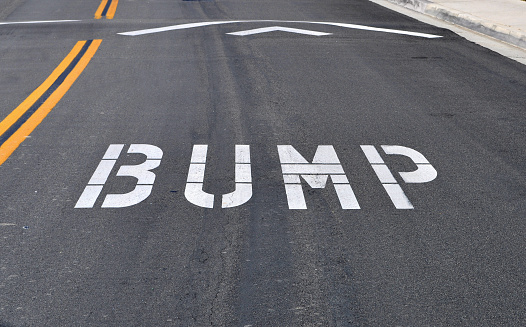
left=333, top=184, right=360, bottom=209
left=235, top=164, right=252, bottom=183
left=312, top=146, right=342, bottom=164
left=235, top=145, right=250, bottom=163
left=283, top=174, right=301, bottom=184
left=119, top=21, right=243, bottom=36
left=185, top=183, right=214, bottom=208
left=383, top=184, right=414, bottom=209
left=371, top=164, right=397, bottom=183
left=116, top=160, right=160, bottom=185
left=0, top=223, right=17, bottom=226
left=400, top=164, right=438, bottom=183
left=103, top=144, right=124, bottom=160
left=277, top=145, right=309, bottom=164
left=300, top=174, right=329, bottom=188
left=284, top=184, right=307, bottom=209
left=190, top=145, right=208, bottom=163
left=330, top=174, right=349, bottom=184
left=222, top=183, right=252, bottom=208
left=281, top=164, right=345, bottom=174
left=75, top=185, right=104, bottom=208
left=88, top=160, right=117, bottom=185
left=381, top=145, right=430, bottom=163
left=128, top=144, right=163, bottom=159
left=118, top=20, right=442, bottom=38
left=227, top=26, right=331, bottom=36
left=187, top=163, right=206, bottom=183
left=322, top=22, right=442, bottom=39
left=0, top=20, right=80, bottom=25
left=102, top=185, right=153, bottom=208
left=360, top=145, right=385, bottom=164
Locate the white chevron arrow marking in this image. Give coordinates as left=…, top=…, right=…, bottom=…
left=227, top=26, right=331, bottom=36
left=118, top=20, right=442, bottom=39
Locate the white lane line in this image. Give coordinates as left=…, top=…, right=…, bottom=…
left=118, top=20, right=442, bottom=38
left=0, top=223, right=17, bottom=226
left=0, top=20, right=80, bottom=25
left=227, top=26, right=332, bottom=36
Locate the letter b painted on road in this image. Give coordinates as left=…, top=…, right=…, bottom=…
left=75, top=144, right=162, bottom=208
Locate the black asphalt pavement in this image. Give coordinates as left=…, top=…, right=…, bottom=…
left=1, top=0, right=526, bottom=326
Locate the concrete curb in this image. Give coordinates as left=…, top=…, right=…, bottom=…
left=385, top=0, right=526, bottom=49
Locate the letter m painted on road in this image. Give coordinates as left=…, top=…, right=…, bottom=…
left=277, top=145, right=359, bottom=209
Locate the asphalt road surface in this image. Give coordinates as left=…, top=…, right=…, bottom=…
left=1, top=0, right=526, bottom=326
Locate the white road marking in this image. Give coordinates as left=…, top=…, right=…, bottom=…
left=103, top=144, right=124, bottom=160
left=235, top=164, right=252, bottom=183
left=184, top=145, right=253, bottom=209
left=119, top=21, right=244, bottom=36
left=361, top=145, right=437, bottom=209
left=187, top=164, right=206, bottom=183
left=382, top=145, right=430, bottom=164
left=185, top=145, right=214, bottom=208
left=75, top=185, right=104, bottom=209
left=371, top=164, right=397, bottom=184
left=277, top=145, right=360, bottom=210
left=381, top=145, right=437, bottom=183
left=118, top=20, right=442, bottom=38
left=281, top=164, right=345, bottom=174
left=185, top=183, right=214, bottom=208
left=128, top=144, right=163, bottom=159
left=222, top=183, right=252, bottom=208
left=227, top=26, right=331, bottom=36
left=361, top=145, right=385, bottom=164
left=236, top=144, right=251, bottom=164
left=383, top=184, right=414, bottom=210
left=102, top=185, right=154, bottom=208
left=76, top=144, right=436, bottom=210
left=0, top=223, right=17, bottom=226
left=75, top=144, right=162, bottom=208
left=361, top=145, right=413, bottom=209
left=88, top=160, right=117, bottom=185
left=0, top=20, right=80, bottom=25
left=115, top=160, right=160, bottom=185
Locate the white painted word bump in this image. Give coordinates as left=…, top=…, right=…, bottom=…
left=75, top=144, right=437, bottom=209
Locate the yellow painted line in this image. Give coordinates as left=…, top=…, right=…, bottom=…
left=0, top=40, right=102, bottom=166
left=94, top=0, right=108, bottom=19
left=0, top=41, right=85, bottom=137
left=106, top=0, right=119, bottom=19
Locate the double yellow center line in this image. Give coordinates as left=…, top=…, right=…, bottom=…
left=0, top=40, right=102, bottom=166
left=95, top=0, right=119, bottom=19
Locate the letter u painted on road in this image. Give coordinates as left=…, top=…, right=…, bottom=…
left=185, top=145, right=252, bottom=208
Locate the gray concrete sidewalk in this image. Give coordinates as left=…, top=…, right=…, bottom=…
left=385, top=0, right=526, bottom=49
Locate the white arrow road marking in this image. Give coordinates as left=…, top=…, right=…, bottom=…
left=118, top=20, right=442, bottom=38
left=0, top=20, right=80, bottom=25
left=227, top=26, right=331, bottom=36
